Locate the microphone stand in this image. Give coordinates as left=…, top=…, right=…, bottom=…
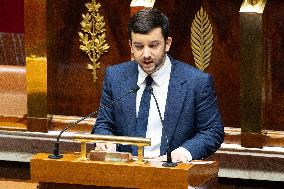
left=48, top=86, right=140, bottom=159
left=148, top=87, right=177, bottom=167
left=48, top=110, right=98, bottom=159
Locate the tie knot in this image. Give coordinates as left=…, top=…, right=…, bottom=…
left=145, top=75, right=153, bottom=87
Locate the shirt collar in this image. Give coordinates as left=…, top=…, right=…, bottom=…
left=137, top=55, right=171, bottom=87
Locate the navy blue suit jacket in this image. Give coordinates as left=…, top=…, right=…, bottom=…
left=92, top=56, right=224, bottom=160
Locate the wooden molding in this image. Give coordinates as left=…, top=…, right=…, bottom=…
left=0, top=114, right=27, bottom=131
left=1, top=114, right=284, bottom=148
left=49, top=115, right=95, bottom=132
left=224, top=127, right=284, bottom=148
left=263, top=130, right=284, bottom=147
left=241, top=132, right=263, bottom=148
left=27, top=117, right=48, bottom=132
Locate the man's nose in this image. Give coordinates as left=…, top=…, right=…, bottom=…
left=142, top=48, right=151, bottom=58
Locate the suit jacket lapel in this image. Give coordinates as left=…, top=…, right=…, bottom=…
left=121, top=62, right=138, bottom=137
left=160, top=59, right=188, bottom=155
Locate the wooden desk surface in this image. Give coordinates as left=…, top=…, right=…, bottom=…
left=31, top=153, right=219, bottom=189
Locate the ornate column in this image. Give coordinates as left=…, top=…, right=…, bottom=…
left=24, top=0, right=48, bottom=132
left=239, top=0, right=267, bottom=148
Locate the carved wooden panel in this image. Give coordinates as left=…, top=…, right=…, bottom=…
left=154, top=0, right=243, bottom=128
left=47, top=0, right=131, bottom=116
left=263, top=0, right=284, bottom=131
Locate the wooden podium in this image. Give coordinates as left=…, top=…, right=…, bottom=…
left=31, top=153, right=219, bottom=189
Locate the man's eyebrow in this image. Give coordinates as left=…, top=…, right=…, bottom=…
left=149, top=40, right=160, bottom=44
left=133, top=42, right=143, bottom=45
left=132, top=40, right=160, bottom=46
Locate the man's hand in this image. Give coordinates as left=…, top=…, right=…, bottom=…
left=153, top=148, right=189, bottom=163
left=95, top=143, right=116, bottom=152
left=171, top=149, right=188, bottom=162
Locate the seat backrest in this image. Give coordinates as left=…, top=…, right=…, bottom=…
left=0, top=65, right=27, bottom=116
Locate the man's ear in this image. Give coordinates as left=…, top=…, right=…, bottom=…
left=165, top=37, right=172, bottom=52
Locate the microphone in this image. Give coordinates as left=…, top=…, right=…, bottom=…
left=148, top=87, right=177, bottom=167
left=48, top=86, right=140, bottom=159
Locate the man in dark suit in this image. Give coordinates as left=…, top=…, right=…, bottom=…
left=92, top=9, right=224, bottom=162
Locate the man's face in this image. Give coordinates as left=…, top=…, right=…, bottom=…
left=129, top=28, right=172, bottom=74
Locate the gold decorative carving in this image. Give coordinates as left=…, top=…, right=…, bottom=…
left=191, top=6, right=213, bottom=71
left=79, top=0, right=110, bottom=83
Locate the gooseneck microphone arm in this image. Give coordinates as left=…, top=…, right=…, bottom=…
left=48, top=86, right=140, bottom=159
left=148, top=87, right=177, bottom=167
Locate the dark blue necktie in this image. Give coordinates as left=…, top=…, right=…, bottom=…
left=136, top=75, right=153, bottom=138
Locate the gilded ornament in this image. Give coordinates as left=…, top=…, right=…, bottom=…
left=240, top=0, right=267, bottom=13
left=78, top=0, right=110, bottom=82
left=191, top=6, right=213, bottom=71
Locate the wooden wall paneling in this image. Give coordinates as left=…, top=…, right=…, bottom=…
left=155, top=0, right=243, bottom=128
left=263, top=0, right=284, bottom=131
left=24, top=0, right=46, bottom=57
left=47, top=0, right=131, bottom=118
left=203, top=0, right=243, bottom=129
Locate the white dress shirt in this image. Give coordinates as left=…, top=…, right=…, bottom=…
left=136, top=55, right=171, bottom=157
left=136, top=55, right=193, bottom=161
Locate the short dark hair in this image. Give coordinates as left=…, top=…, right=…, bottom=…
left=128, top=8, right=169, bottom=41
